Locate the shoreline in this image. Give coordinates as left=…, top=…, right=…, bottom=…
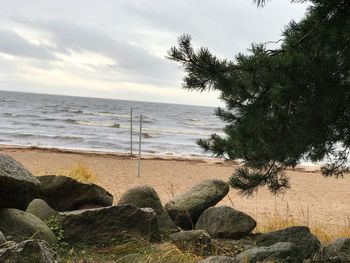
left=0, top=144, right=223, bottom=163
left=0, top=144, right=319, bottom=171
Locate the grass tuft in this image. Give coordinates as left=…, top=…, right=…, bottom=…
left=61, top=163, right=97, bottom=184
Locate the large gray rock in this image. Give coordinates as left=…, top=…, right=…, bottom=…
left=0, top=208, right=57, bottom=245
left=58, top=205, right=160, bottom=245
left=199, top=256, right=238, bottom=263
left=117, top=185, right=177, bottom=231
left=196, top=206, right=256, bottom=239
left=0, top=240, right=57, bottom=263
left=254, top=226, right=321, bottom=259
left=37, top=175, right=113, bottom=211
left=165, top=179, right=229, bottom=230
left=0, top=154, right=40, bottom=210
left=26, top=199, right=58, bottom=221
left=0, top=231, right=6, bottom=245
left=169, top=230, right=211, bottom=255
left=321, top=238, right=350, bottom=262
left=236, top=242, right=302, bottom=263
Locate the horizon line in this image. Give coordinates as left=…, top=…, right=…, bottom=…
left=0, top=89, right=218, bottom=109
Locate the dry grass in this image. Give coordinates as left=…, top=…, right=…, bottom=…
left=256, top=212, right=350, bottom=243
left=61, top=163, right=97, bottom=184
left=62, top=235, right=203, bottom=263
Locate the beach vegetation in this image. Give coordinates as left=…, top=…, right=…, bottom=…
left=60, top=234, right=203, bottom=263
left=61, top=163, right=97, bottom=184
left=45, top=215, right=69, bottom=254
left=168, top=0, right=350, bottom=195
left=256, top=212, right=350, bottom=243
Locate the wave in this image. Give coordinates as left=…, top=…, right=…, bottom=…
left=0, top=99, right=16, bottom=103
left=3, top=113, right=15, bottom=117
left=41, top=117, right=58, bottom=122
left=143, top=127, right=210, bottom=136
left=68, top=109, right=83, bottom=114
left=56, top=108, right=126, bottom=117
left=3, top=113, right=40, bottom=118
left=186, top=118, right=200, bottom=122
left=11, top=133, right=83, bottom=141
left=64, top=119, right=78, bottom=124
left=27, top=122, right=66, bottom=129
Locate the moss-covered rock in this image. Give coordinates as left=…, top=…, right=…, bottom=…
left=0, top=208, right=57, bottom=245
left=26, top=199, right=58, bottom=221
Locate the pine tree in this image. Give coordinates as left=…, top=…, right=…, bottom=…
left=168, top=0, right=350, bottom=195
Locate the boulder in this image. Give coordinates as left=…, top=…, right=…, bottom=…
left=321, top=238, right=350, bottom=262
left=196, top=206, right=256, bottom=239
left=165, top=179, right=229, bottom=230
left=58, top=205, right=160, bottom=245
left=37, top=175, right=113, bottom=211
left=0, top=208, right=57, bottom=245
left=236, top=242, right=301, bottom=263
left=117, top=185, right=177, bottom=231
left=253, top=226, right=321, bottom=259
left=0, top=154, right=40, bottom=210
left=0, top=231, right=6, bottom=245
left=0, top=240, right=57, bottom=263
left=26, top=199, right=58, bottom=221
left=199, top=256, right=238, bottom=263
left=169, top=230, right=211, bottom=255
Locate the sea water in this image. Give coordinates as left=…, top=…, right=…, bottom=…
left=0, top=90, right=224, bottom=157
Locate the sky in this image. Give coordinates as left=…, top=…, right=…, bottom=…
left=0, top=0, right=308, bottom=106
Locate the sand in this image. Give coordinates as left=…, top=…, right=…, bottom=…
left=1, top=145, right=349, bottom=228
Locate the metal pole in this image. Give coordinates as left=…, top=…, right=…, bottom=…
left=130, top=108, right=133, bottom=156
left=137, top=114, right=143, bottom=177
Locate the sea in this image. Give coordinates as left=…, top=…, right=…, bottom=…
left=0, top=90, right=224, bottom=157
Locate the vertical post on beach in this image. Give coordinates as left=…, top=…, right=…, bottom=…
left=130, top=108, right=133, bottom=156
left=137, top=114, right=143, bottom=177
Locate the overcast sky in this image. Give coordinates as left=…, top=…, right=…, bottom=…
left=0, top=0, right=308, bottom=106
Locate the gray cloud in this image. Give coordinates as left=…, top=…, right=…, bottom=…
left=0, top=29, right=55, bottom=60
left=0, top=0, right=308, bottom=105
left=11, top=18, right=180, bottom=85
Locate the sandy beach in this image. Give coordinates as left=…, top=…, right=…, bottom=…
left=1, top=145, right=349, bottom=229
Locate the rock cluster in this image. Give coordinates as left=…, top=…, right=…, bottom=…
left=1, top=153, right=349, bottom=262
left=165, top=179, right=229, bottom=229
left=117, top=185, right=177, bottom=231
